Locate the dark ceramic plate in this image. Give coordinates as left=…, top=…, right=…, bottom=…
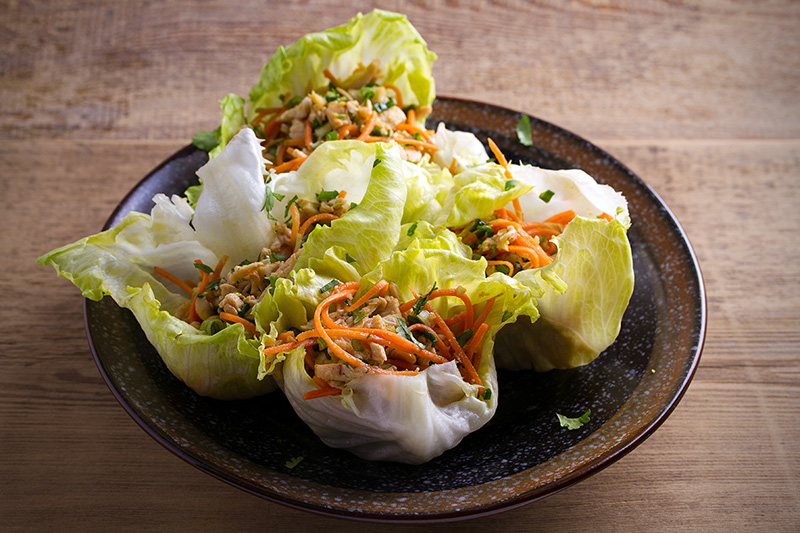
left=85, top=97, right=705, bottom=522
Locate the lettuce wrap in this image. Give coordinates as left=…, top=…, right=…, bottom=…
left=439, top=153, right=634, bottom=371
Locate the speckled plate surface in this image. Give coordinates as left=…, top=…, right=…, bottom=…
left=85, top=97, right=705, bottom=522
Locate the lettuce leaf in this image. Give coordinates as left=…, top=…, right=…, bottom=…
left=247, top=9, right=436, bottom=127
left=37, top=129, right=286, bottom=399
left=495, top=216, right=634, bottom=370
left=439, top=159, right=634, bottom=370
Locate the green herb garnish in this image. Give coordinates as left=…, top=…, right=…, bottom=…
left=557, top=409, right=591, bottom=430
left=319, top=279, right=340, bottom=293
left=516, top=114, right=533, bottom=146
left=539, top=189, right=555, bottom=203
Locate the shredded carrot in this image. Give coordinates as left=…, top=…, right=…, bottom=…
left=289, top=202, right=301, bottom=250
left=322, top=327, right=447, bottom=364
left=260, top=111, right=285, bottom=143
left=598, top=212, right=613, bottom=221
left=188, top=260, right=210, bottom=324
left=512, top=198, right=525, bottom=222
left=345, top=280, right=388, bottom=312
left=275, top=142, right=287, bottom=166
left=487, top=137, right=514, bottom=182
left=364, top=136, right=438, bottom=151
left=465, top=322, right=489, bottom=366
left=323, top=68, right=337, bottom=83
left=395, top=123, right=432, bottom=142
left=298, top=213, right=337, bottom=236
left=356, top=111, right=377, bottom=141
left=506, top=245, right=542, bottom=268
left=252, top=106, right=284, bottom=127
left=487, top=260, right=515, bottom=274
left=383, top=84, right=403, bottom=109
left=303, top=384, right=342, bottom=400
left=472, top=297, right=496, bottom=332
left=153, top=266, right=194, bottom=295
left=336, top=190, right=347, bottom=199
left=283, top=138, right=306, bottom=147
left=520, top=222, right=561, bottom=237
left=271, top=155, right=308, bottom=174
left=296, top=329, right=320, bottom=342
left=219, top=312, right=257, bottom=334
left=338, top=124, right=359, bottom=139
left=545, top=210, right=576, bottom=226
left=313, top=286, right=365, bottom=368
left=444, top=310, right=467, bottom=328
left=494, top=208, right=519, bottom=222
left=408, top=323, right=450, bottom=358
left=407, top=108, right=416, bottom=125
left=425, top=302, right=482, bottom=386
left=211, top=255, right=229, bottom=280
left=449, top=158, right=457, bottom=174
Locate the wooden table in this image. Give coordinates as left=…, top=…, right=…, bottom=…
left=3, top=1, right=798, bottom=530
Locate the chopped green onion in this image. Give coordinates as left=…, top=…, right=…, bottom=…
left=516, top=115, right=533, bottom=146
left=539, top=189, right=555, bottom=203
left=319, top=279, right=340, bottom=293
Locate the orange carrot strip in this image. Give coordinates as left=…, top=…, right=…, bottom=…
left=520, top=222, right=561, bottom=237
left=487, top=260, right=515, bottom=274
left=382, top=137, right=438, bottom=151
left=344, top=280, right=389, bottom=312
left=275, top=142, right=287, bottom=166
left=512, top=198, right=525, bottom=222
left=395, top=123, right=432, bottom=142
left=298, top=213, right=337, bottom=236
left=289, top=202, right=301, bottom=250
left=445, top=310, right=467, bottom=328
left=383, top=84, right=403, bottom=109
left=304, top=119, right=313, bottom=149
left=506, top=245, right=541, bottom=268
left=323, top=68, right=337, bottom=82
left=423, top=301, right=482, bottom=385
left=314, top=289, right=364, bottom=368
left=494, top=208, right=519, bottom=222
left=211, top=255, right=229, bottom=281
left=153, top=267, right=194, bottom=295
left=545, top=210, right=576, bottom=226
left=449, top=158, right=457, bottom=174
left=471, top=297, right=497, bottom=332
left=407, top=108, right=416, bottom=125
left=465, top=323, right=489, bottom=366
left=487, top=137, right=514, bottom=181
left=427, top=288, right=475, bottom=328
left=408, top=323, right=450, bottom=358
left=338, top=124, right=359, bottom=139
left=272, top=155, right=308, bottom=174
left=188, top=261, right=210, bottom=323
left=219, top=312, right=257, bottom=334
left=336, top=190, right=347, bottom=199
left=323, top=327, right=448, bottom=364
left=356, top=111, right=377, bottom=141
left=386, top=358, right=419, bottom=371
left=303, top=386, right=342, bottom=400
left=598, top=212, right=613, bottom=221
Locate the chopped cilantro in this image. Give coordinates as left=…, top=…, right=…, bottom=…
left=395, top=317, right=426, bottom=350
left=539, top=189, right=555, bottom=203
left=316, top=189, right=339, bottom=203
left=410, top=283, right=437, bottom=315
left=283, top=194, right=299, bottom=218
left=557, top=409, right=591, bottom=430
left=193, top=262, right=213, bottom=274
left=262, top=187, right=285, bottom=219
left=286, top=95, right=303, bottom=108
left=407, top=221, right=419, bottom=236
left=319, top=279, right=340, bottom=293
left=455, top=329, right=474, bottom=346
left=284, top=456, right=304, bottom=469
left=516, top=114, right=533, bottom=146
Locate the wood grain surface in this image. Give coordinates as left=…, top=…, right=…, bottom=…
left=2, top=1, right=798, bottom=531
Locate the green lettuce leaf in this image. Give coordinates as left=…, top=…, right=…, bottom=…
left=495, top=216, right=634, bottom=370
left=247, top=9, right=436, bottom=129
left=208, top=93, right=246, bottom=159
